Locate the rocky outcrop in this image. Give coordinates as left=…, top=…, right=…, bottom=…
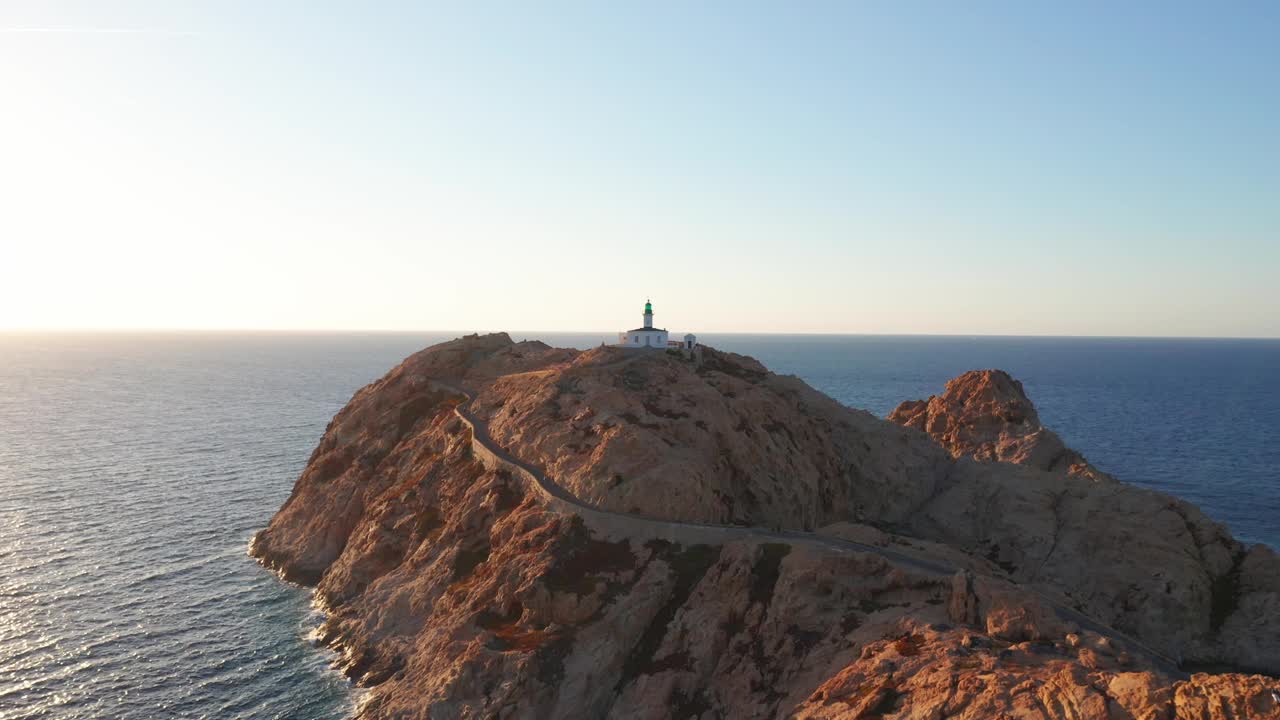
left=889, top=369, right=1110, bottom=481
left=251, top=334, right=1280, bottom=718
left=470, top=344, right=951, bottom=530
left=794, top=631, right=1279, bottom=720
left=891, top=369, right=1280, bottom=678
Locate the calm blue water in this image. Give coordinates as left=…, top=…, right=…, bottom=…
left=1, top=332, right=1276, bottom=718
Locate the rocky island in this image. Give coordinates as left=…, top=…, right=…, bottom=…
left=251, top=333, right=1280, bottom=719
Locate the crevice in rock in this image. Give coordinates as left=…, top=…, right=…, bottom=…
left=1029, top=489, right=1069, bottom=583
left=749, top=543, right=793, bottom=609
left=1209, top=551, right=1246, bottom=633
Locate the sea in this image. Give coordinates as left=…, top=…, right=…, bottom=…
left=1, top=332, right=1277, bottom=719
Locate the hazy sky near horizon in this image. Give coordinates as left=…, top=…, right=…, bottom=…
left=2, top=2, right=1278, bottom=337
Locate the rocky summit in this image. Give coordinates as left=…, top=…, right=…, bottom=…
left=251, top=333, right=1279, bottom=719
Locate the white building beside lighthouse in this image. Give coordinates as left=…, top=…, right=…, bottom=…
left=617, top=300, right=697, bottom=350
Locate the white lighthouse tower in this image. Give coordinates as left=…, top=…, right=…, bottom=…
left=617, top=299, right=670, bottom=348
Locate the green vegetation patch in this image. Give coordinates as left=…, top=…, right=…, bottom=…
left=617, top=542, right=721, bottom=688
left=534, top=632, right=576, bottom=684
left=543, top=517, right=638, bottom=597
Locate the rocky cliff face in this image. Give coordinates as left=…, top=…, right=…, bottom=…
left=890, top=370, right=1280, bottom=676
left=251, top=334, right=1279, bottom=718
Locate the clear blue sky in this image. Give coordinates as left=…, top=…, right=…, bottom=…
left=2, top=2, right=1277, bottom=336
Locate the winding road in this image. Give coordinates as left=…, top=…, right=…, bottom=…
left=434, top=378, right=1183, bottom=675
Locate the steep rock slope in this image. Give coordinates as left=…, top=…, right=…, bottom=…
left=892, top=370, right=1280, bottom=674
left=250, top=334, right=1280, bottom=718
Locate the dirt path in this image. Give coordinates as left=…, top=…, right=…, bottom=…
left=435, top=378, right=1183, bottom=675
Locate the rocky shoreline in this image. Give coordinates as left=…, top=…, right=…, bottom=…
left=251, top=333, right=1279, bottom=718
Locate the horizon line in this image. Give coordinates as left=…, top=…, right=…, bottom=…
left=3, top=327, right=1278, bottom=341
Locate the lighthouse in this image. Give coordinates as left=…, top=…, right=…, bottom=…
left=617, top=299, right=671, bottom=348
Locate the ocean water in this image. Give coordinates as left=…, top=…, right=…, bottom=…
left=1, top=332, right=1277, bottom=718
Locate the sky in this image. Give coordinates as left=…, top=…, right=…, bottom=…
left=1, top=2, right=1277, bottom=337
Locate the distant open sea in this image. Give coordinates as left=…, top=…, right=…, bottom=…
left=1, top=332, right=1277, bottom=718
